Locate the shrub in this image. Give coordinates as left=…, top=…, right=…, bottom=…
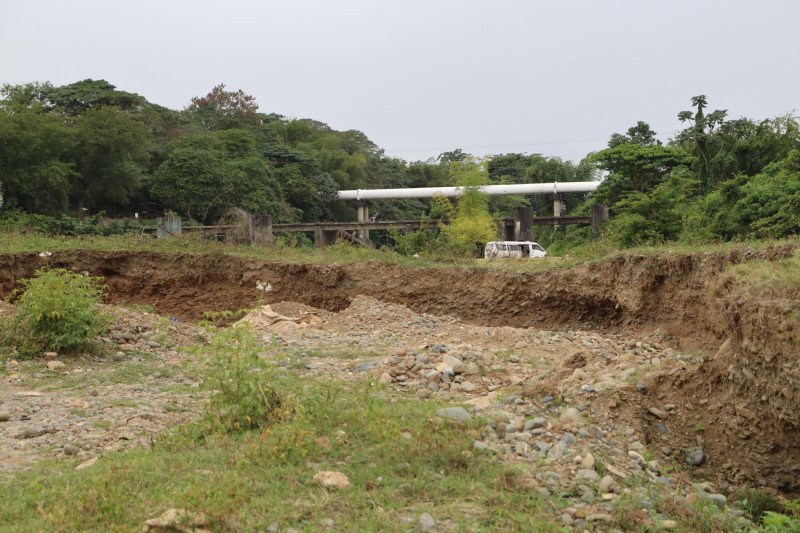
left=4, top=268, right=108, bottom=357
left=443, top=160, right=498, bottom=250
left=762, top=512, right=800, bottom=532
left=201, top=325, right=281, bottom=432
left=737, top=487, right=784, bottom=522
left=0, top=209, right=140, bottom=236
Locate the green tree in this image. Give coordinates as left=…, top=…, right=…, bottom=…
left=42, top=79, right=146, bottom=115
left=0, top=82, right=55, bottom=111
left=150, top=129, right=285, bottom=223
left=187, top=84, right=261, bottom=131
left=606, top=169, right=700, bottom=246
left=608, top=121, right=660, bottom=147
left=443, top=159, right=497, bottom=249
left=590, top=125, right=691, bottom=210
left=700, top=150, right=800, bottom=239
left=706, top=115, right=800, bottom=183
left=71, top=106, right=150, bottom=211
left=0, top=107, right=75, bottom=214
left=677, top=95, right=728, bottom=192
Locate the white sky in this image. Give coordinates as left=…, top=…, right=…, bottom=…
left=2, top=0, right=799, bottom=163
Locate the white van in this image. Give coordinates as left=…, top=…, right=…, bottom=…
left=484, top=241, right=547, bottom=259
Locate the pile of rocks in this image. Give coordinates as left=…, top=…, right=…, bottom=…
left=380, top=346, right=485, bottom=398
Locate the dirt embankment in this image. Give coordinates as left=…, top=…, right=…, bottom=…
left=0, top=245, right=797, bottom=490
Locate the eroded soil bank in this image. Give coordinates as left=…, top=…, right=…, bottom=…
left=0, top=246, right=797, bottom=491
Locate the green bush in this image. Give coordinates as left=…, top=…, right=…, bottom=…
left=737, top=487, right=784, bottom=522
left=762, top=512, right=800, bottom=532
left=201, top=325, right=282, bottom=432
left=0, top=209, right=140, bottom=237
left=3, top=268, right=108, bottom=357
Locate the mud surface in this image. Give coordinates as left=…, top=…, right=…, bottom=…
left=0, top=246, right=798, bottom=492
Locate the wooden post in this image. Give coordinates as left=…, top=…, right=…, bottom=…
left=591, top=204, right=609, bottom=235
left=514, top=207, right=533, bottom=241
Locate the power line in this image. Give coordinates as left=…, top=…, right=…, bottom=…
left=383, top=131, right=681, bottom=153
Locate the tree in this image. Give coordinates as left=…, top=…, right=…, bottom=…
left=273, top=165, right=343, bottom=222
left=698, top=150, right=800, bottom=239
left=609, top=121, right=660, bottom=148
left=150, top=129, right=285, bottom=223
left=436, top=149, right=469, bottom=166
left=42, top=79, right=146, bottom=115
left=0, top=108, right=75, bottom=214
left=706, top=115, right=800, bottom=183
left=677, top=95, right=728, bottom=192
left=0, top=82, right=55, bottom=111
left=71, top=106, right=150, bottom=211
left=606, top=169, right=699, bottom=246
left=186, top=84, right=261, bottom=131
left=590, top=123, right=691, bottom=210
left=442, top=159, right=497, bottom=249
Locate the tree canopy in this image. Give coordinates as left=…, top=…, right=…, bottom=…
left=0, top=82, right=797, bottom=250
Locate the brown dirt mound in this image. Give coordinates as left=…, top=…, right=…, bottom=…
left=629, top=274, right=800, bottom=492
left=0, top=245, right=797, bottom=491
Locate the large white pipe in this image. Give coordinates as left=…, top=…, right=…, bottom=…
left=337, top=181, right=600, bottom=201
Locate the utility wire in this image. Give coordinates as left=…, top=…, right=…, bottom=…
left=385, top=132, right=681, bottom=152
left=265, top=131, right=681, bottom=156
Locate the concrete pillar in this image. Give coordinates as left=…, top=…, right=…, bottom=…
left=591, top=204, right=609, bottom=235
left=156, top=214, right=182, bottom=238
left=513, top=207, right=533, bottom=241
left=323, top=230, right=339, bottom=245
left=356, top=200, right=370, bottom=242
left=553, top=197, right=565, bottom=218
left=502, top=220, right=515, bottom=241
left=252, top=214, right=273, bottom=245
left=553, top=195, right=565, bottom=229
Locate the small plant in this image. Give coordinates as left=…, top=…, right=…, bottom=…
left=762, top=511, right=800, bottom=532
left=199, top=308, right=250, bottom=328
left=736, top=487, right=784, bottom=522
left=201, top=325, right=281, bottom=433
left=2, top=268, right=108, bottom=357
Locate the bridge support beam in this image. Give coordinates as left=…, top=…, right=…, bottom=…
left=314, top=227, right=340, bottom=248
left=591, top=204, right=609, bottom=235
left=356, top=200, right=370, bottom=242
left=245, top=214, right=273, bottom=246
left=553, top=195, right=565, bottom=229
left=553, top=196, right=565, bottom=217
left=513, top=207, right=533, bottom=241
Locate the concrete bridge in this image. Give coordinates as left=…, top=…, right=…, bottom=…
left=161, top=205, right=607, bottom=248
left=155, top=181, right=606, bottom=247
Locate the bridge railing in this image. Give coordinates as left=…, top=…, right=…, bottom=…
left=146, top=204, right=608, bottom=248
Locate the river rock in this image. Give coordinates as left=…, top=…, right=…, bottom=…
left=435, top=407, right=471, bottom=423
left=685, top=447, right=705, bottom=466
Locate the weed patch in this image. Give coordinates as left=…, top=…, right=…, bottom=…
left=1, top=268, right=108, bottom=358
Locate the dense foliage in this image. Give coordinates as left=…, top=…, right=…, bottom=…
left=0, top=80, right=797, bottom=248
left=2, top=268, right=108, bottom=357
left=588, top=98, right=800, bottom=246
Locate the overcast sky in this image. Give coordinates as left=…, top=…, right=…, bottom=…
left=2, top=0, right=798, bottom=163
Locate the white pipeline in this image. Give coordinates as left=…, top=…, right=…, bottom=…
left=337, top=181, right=600, bottom=201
